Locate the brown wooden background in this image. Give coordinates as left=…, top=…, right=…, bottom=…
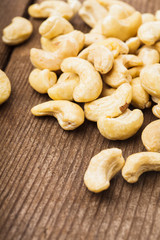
left=0, top=0, right=160, bottom=239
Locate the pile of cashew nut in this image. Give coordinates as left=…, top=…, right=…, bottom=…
left=2, top=0, right=160, bottom=192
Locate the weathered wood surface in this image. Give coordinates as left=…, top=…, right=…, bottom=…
left=0, top=0, right=160, bottom=239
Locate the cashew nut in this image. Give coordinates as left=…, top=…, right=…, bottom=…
left=140, top=64, right=160, bottom=98
left=39, top=16, right=74, bottom=39
left=30, top=30, right=84, bottom=71
left=84, top=148, right=125, bottom=193
left=67, top=0, right=81, bottom=14
left=2, top=17, right=33, bottom=45
left=152, top=102, right=160, bottom=119
left=31, top=100, right=84, bottom=130
left=29, top=69, right=57, bottom=94
left=84, top=83, right=132, bottom=122
left=0, top=70, right=11, bottom=105
left=138, top=21, right=160, bottom=45
left=84, top=33, right=106, bottom=47
left=142, top=13, right=156, bottom=23
left=100, top=84, right=116, bottom=97
left=28, top=1, right=73, bottom=20
left=61, top=57, right=102, bottom=102
left=152, top=96, right=160, bottom=104
left=128, top=67, right=142, bottom=79
left=122, top=152, right=160, bottom=183
left=48, top=73, right=79, bottom=100
left=137, top=46, right=160, bottom=66
left=126, top=37, right=141, bottom=54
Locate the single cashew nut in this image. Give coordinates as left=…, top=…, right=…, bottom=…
left=98, top=109, right=144, bottom=140
left=30, top=31, right=84, bottom=71
left=84, top=83, right=132, bottom=122
left=84, top=148, right=125, bottom=193
left=137, top=46, right=160, bottom=66
left=48, top=73, right=79, bottom=100
left=0, top=70, right=11, bottom=105
left=78, top=44, right=114, bottom=74
left=138, top=21, right=160, bottom=45
left=102, top=12, right=142, bottom=41
left=84, top=33, right=106, bottom=47
left=29, top=69, right=57, bottom=94
left=2, top=17, right=33, bottom=45
left=39, top=16, right=74, bottom=39
left=31, top=100, right=84, bottom=130
left=61, top=57, right=102, bottom=102
left=152, top=102, right=160, bottom=119
left=28, top=1, right=73, bottom=20
left=152, top=96, right=160, bottom=104
left=122, top=152, right=160, bottom=183
left=126, top=37, right=141, bottom=54
left=142, top=13, right=156, bottom=23
left=140, top=64, right=160, bottom=98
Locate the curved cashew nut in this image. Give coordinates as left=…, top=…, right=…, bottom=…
left=137, top=46, right=160, bottom=66
left=97, top=109, right=144, bottom=140
left=0, top=70, right=11, bottom=105
left=140, top=64, right=160, bottom=98
left=101, top=12, right=142, bottom=41
left=126, top=37, right=141, bottom=54
left=152, top=102, right=160, bottom=119
left=30, top=31, right=84, bottom=71
left=84, top=33, right=106, bottom=47
left=84, top=148, right=125, bottom=193
left=131, top=77, right=151, bottom=109
left=152, top=96, right=160, bottom=104
left=78, top=45, right=114, bottom=74
left=48, top=73, right=79, bottom=100
left=138, top=21, right=160, bottom=45
left=29, top=69, right=57, bottom=94
left=142, top=13, right=156, bottom=23
left=61, top=57, right=102, bottom=102
left=103, top=54, right=142, bottom=88
left=84, top=83, right=132, bottom=122
left=142, top=120, right=160, bottom=152
left=28, top=1, right=73, bottom=20
left=2, top=17, right=33, bottom=45
left=31, top=100, right=84, bottom=130
left=122, top=152, right=160, bottom=183
left=39, top=16, right=74, bottom=39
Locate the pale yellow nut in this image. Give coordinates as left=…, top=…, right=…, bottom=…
left=78, top=45, right=114, bottom=74
left=0, top=70, right=11, bottom=105
left=103, top=54, right=143, bottom=88
left=154, top=41, right=160, bottom=54
left=98, top=109, right=144, bottom=140
left=137, top=46, right=160, bottom=66
left=152, top=96, right=160, bottom=104
left=2, top=17, right=33, bottom=45
left=142, top=120, right=160, bottom=152
left=122, top=152, right=160, bottom=183
left=29, top=69, right=57, bottom=94
left=131, top=77, right=151, bottom=109
left=84, top=148, right=125, bottom=193
left=100, top=84, right=116, bottom=97
left=138, top=21, right=160, bottom=46
left=79, top=0, right=108, bottom=28
left=126, top=37, right=141, bottom=54
left=84, top=83, right=132, bottom=122
left=31, top=100, right=84, bottom=130
left=142, top=13, right=156, bottom=24
left=108, top=4, right=131, bottom=20
left=128, top=67, right=142, bottom=78
left=101, top=12, right=142, bottom=41
left=28, top=1, right=73, bottom=20
left=140, top=64, right=160, bottom=98
left=152, top=103, right=160, bottom=119
left=48, top=73, right=79, bottom=100
left=31, top=31, right=84, bottom=71
left=67, top=0, right=81, bottom=14
left=39, top=16, right=74, bottom=39
left=155, top=10, right=160, bottom=21
left=84, top=33, right=106, bottom=47
left=61, top=57, right=102, bottom=102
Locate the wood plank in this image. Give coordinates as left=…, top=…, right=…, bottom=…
left=0, top=0, right=160, bottom=239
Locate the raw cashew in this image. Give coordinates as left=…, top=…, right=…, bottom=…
left=138, top=21, right=160, bottom=46
left=31, top=100, right=84, bottom=130
left=29, top=69, right=57, bottom=94
left=48, top=73, right=79, bottom=100
left=142, top=120, right=160, bottom=152
left=78, top=45, right=114, bottom=74
left=131, top=77, right=151, bottom=109
left=142, top=13, right=156, bottom=23
left=0, top=70, right=11, bottom=105
left=140, top=64, right=160, bottom=98
left=137, top=46, right=160, bottom=66
left=126, top=37, right=141, bottom=54
left=61, top=57, right=102, bottom=102
left=28, top=1, right=73, bottom=20
left=39, top=16, right=74, bottom=39
left=84, top=33, right=106, bottom=47
left=103, top=54, right=142, bottom=88
left=84, top=83, right=132, bottom=122
left=101, top=12, right=142, bottom=41
left=152, top=102, right=160, bottom=119
left=67, top=0, right=81, bottom=14
left=128, top=67, right=142, bottom=79
left=98, top=109, right=144, bottom=140
left=84, top=148, right=125, bottom=193
left=122, top=152, right=160, bottom=183
left=152, top=96, right=160, bottom=104
left=100, top=84, right=116, bottom=97
left=2, top=17, right=33, bottom=45
left=30, top=31, right=84, bottom=71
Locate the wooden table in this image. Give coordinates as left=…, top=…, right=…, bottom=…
left=0, top=0, right=160, bottom=239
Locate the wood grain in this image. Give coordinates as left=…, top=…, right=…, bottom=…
left=0, top=0, right=160, bottom=239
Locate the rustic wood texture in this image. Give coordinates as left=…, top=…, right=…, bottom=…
left=0, top=0, right=160, bottom=239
